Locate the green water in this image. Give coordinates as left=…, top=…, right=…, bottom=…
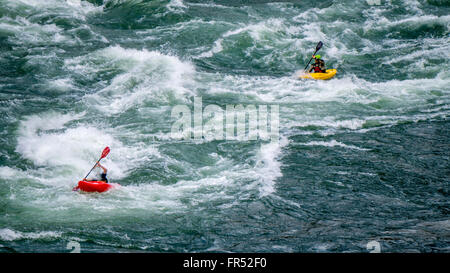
left=0, top=0, right=449, bottom=252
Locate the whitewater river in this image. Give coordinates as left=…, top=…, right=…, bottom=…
left=0, top=0, right=449, bottom=252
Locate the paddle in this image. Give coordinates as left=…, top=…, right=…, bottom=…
left=83, top=146, right=110, bottom=180
left=303, top=41, right=323, bottom=72
left=73, top=147, right=110, bottom=191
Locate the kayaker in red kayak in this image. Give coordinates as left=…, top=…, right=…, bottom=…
left=83, top=162, right=108, bottom=183
left=72, top=163, right=109, bottom=191
left=308, top=55, right=326, bottom=73
left=73, top=147, right=111, bottom=192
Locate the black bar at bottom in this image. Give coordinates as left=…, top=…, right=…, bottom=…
left=0, top=253, right=446, bottom=272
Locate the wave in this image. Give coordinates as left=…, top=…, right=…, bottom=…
left=0, top=228, right=61, bottom=242
left=296, top=140, right=370, bottom=151
left=65, top=45, right=195, bottom=114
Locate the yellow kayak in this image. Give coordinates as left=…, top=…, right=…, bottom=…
left=299, top=69, right=337, bottom=80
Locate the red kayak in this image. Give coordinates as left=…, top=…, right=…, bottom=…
left=73, top=180, right=115, bottom=193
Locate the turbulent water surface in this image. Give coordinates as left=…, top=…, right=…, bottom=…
left=0, top=0, right=449, bottom=252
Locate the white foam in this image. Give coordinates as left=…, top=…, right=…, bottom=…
left=110, top=137, right=289, bottom=208
left=0, top=166, right=18, bottom=179
left=241, top=136, right=289, bottom=197
left=65, top=46, right=195, bottom=114
left=14, top=111, right=157, bottom=183
left=197, top=18, right=301, bottom=58
left=381, top=37, right=450, bottom=70
left=0, top=0, right=106, bottom=51
left=45, top=78, right=78, bottom=92
left=167, top=0, right=186, bottom=10
left=298, top=140, right=370, bottom=151
left=4, top=0, right=102, bottom=17
left=0, top=228, right=61, bottom=241
left=0, top=16, right=71, bottom=46
left=287, top=118, right=366, bottom=131
left=186, top=2, right=229, bottom=9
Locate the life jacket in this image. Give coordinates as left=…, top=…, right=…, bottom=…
left=312, top=59, right=326, bottom=73
left=313, top=66, right=324, bottom=73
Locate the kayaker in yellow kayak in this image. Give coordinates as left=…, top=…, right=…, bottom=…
left=299, top=42, right=337, bottom=80
left=308, top=55, right=326, bottom=73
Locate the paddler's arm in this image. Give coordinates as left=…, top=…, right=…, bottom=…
left=97, top=163, right=107, bottom=174
left=309, top=55, right=315, bottom=72
left=319, top=60, right=326, bottom=72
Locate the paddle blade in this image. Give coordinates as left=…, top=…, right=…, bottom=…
left=316, top=41, right=323, bottom=51
left=304, top=41, right=324, bottom=71
left=100, top=146, right=110, bottom=159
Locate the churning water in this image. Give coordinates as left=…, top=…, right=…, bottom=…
left=0, top=0, right=449, bottom=252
